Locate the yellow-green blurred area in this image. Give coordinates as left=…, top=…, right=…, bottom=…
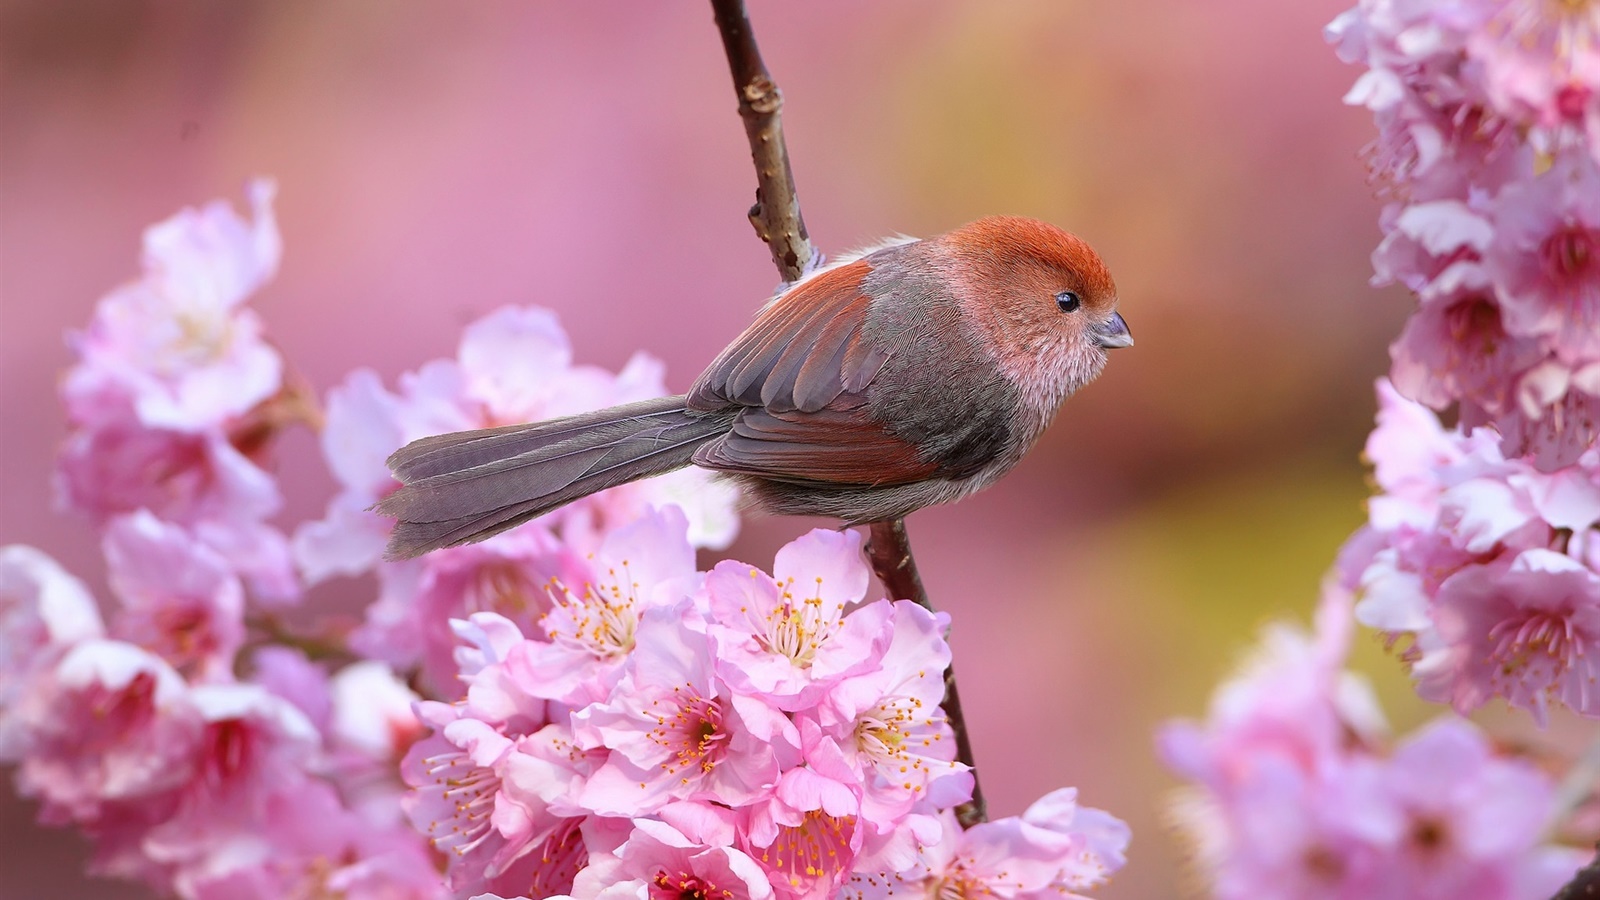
left=0, top=1, right=1532, bottom=897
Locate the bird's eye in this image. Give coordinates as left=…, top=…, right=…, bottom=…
left=1055, top=291, right=1081, bottom=313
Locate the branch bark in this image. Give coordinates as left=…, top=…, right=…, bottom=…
left=1552, top=846, right=1600, bottom=900
left=708, top=0, right=986, bottom=828
left=708, top=0, right=815, bottom=282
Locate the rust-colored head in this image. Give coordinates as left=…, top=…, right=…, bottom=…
left=936, top=215, right=1130, bottom=413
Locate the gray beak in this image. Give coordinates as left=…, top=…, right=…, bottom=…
left=1093, top=311, right=1133, bottom=349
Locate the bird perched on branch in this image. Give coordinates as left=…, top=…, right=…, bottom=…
left=378, top=215, right=1131, bottom=559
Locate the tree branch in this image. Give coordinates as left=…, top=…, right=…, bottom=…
left=708, top=0, right=815, bottom=282
left=1551, top=845, right=1600, bottom=900
left=707, top=0, right=987, bottom=829
left=865, top=520, right=989, bottom=828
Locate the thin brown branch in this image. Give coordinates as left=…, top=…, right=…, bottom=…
left=1552, top=845, right=1600, bottom=899
left=708, top=0, right=815, bottom=282
left=707, top=0, right=986, bottom=829
left=866, top=519, right=989, bottom=829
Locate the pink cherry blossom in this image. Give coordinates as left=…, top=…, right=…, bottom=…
left=247, top=646, right=332, bottom=737
left=1466, top=0, right=1600, bottom=131
left=797, top=600, right=969, bottom=830
left=1162, top=588, right=1583, bottom=899
left=847, top=801, right=1127, bottom=900
left=402, top=700, right=533, bottom=895
left=53, top=407, right=300, bottom=605
left=1421, top=548, right=1600, bottom=721
left=0, top=545, right=104, bottom=761
left=1332, top=2, right=1600, bottom=470
left=1368, top=718, right=1581, bottom=900
left=353, top=526, right=567, bottom=696
left=13, top=639, right=201, bottom=822
left=489, top=724, right=599, bottom=895
left=139, top=682, right=322, bottom=872
left=571, top=602, right=792, bottom=816
left=55, top=411, right=282, bottom=527
left=568, top=818, right=775, bottom=900
left=62, top=179, right=283, bottom=433
left=103, top=511, right=245, bottom=682
left=445, top=613, right=550, bottom=732
left=704, top=528, right=893, bottom=711
left=740, top=766, right=864, bottom=900
left=292, top=364, right=470, bottom=582
left=178, top=779, right=444, bottom=900
left=329, top=660, right=423, bottom=763
left=1159, top=588, right=1387, bottom=806
left=1486, top=154, right=1600, bottom=361
left=1500, top=358, right=1600, bottom=471
left=505, top=505, right=701, bottom=707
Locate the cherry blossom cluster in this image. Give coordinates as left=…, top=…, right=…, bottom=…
left=1338, top=381, right=1600, bottom=723
left=55, top=179, right=301, bottom=605
left=4, top=184, right=442, bottom=897
left=291, top=300, right=740, bottom=696
left=1325, top=1, right=1600, bottom=722
left=1164, top=4, right=1600, bottom=894
left=1327, top=0, right=1600, bottom=470
left=405, top=512, right=1129, bottom=900
left=1161, top=588, right=1586, bottom=899
left=2, top=183, right=1130, bottom=899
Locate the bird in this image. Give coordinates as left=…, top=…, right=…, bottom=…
left=377, top=215, right=1131, bottom=560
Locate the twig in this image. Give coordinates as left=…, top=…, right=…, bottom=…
left=1552, top=846, right=1600, bottom=900
left=866, top=519, right=988, bottom=829
left=708, top=0, right=815, bottom=282
left=1547, top=736, right=1600, bottom=898
left=706, top=0, right=987, bottom=828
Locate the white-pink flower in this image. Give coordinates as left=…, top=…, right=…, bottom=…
left=1487, top=154, right=1600, bottom=362
left=797, top=600, right=969, bottom=830
left=402, top=700, right=531, bottom=895
left=103, top=511, right=245, bottom=682
left=571, top=602, right=793, bottom=816
left=505, top=505, right=701, bottom=707
left=63, top=179, right=283, bottom=433
left=14, top=640, right=201, bottom=822
left=328, top=660, right=422, bottom=763
left=1422, top=548, right=1600, bottom=721
left=353, top=526, right=567, bottom=696
left=847, top=801, right=1126, bottom=900
left=704, top=528, right=893, bottom=711
left=177, top=778, right=444, bottom=900
left=0, top=545, right=104, bottom=761
left=739, top=765, right=864, bottom=900
left=568, top=817, right=775, bottom=900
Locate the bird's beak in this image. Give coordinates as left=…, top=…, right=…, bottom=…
left=1093, top=311, right=1133, bottom=349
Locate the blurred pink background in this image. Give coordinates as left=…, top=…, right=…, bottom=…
left=0, top=1, right=1455, bottom=896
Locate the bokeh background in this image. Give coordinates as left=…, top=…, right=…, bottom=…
left=0, top=0, right=1512, bottom=896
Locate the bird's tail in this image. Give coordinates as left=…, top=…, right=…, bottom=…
left=376, top=394, right=728, bottom=559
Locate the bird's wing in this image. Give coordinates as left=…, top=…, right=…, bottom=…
left=687, top=247, right=948, bottom=487
left=686, top=259, right=893, bottom=415
left=691, top=405, right=939, bottom=486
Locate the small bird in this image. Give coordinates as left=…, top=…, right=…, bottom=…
left=378, top=215, right=1131, bottom=559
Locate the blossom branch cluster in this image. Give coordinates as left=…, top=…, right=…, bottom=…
left=1161, top=3, right=1600, bottom=896
left=1329, top=1, right=1600, bottom=469
left=2, top=183, right=444, bottom=897
left=1161, top=589, right=1587, bottom=898
left=1325, top=1, right=1600, bottom=723
left=1, top=182, right=1131, bottom=899
left=408, top=514, right=1127, bottom=900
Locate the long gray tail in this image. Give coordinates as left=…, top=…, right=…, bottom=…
left=376, top=394, right=731, bottom=559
